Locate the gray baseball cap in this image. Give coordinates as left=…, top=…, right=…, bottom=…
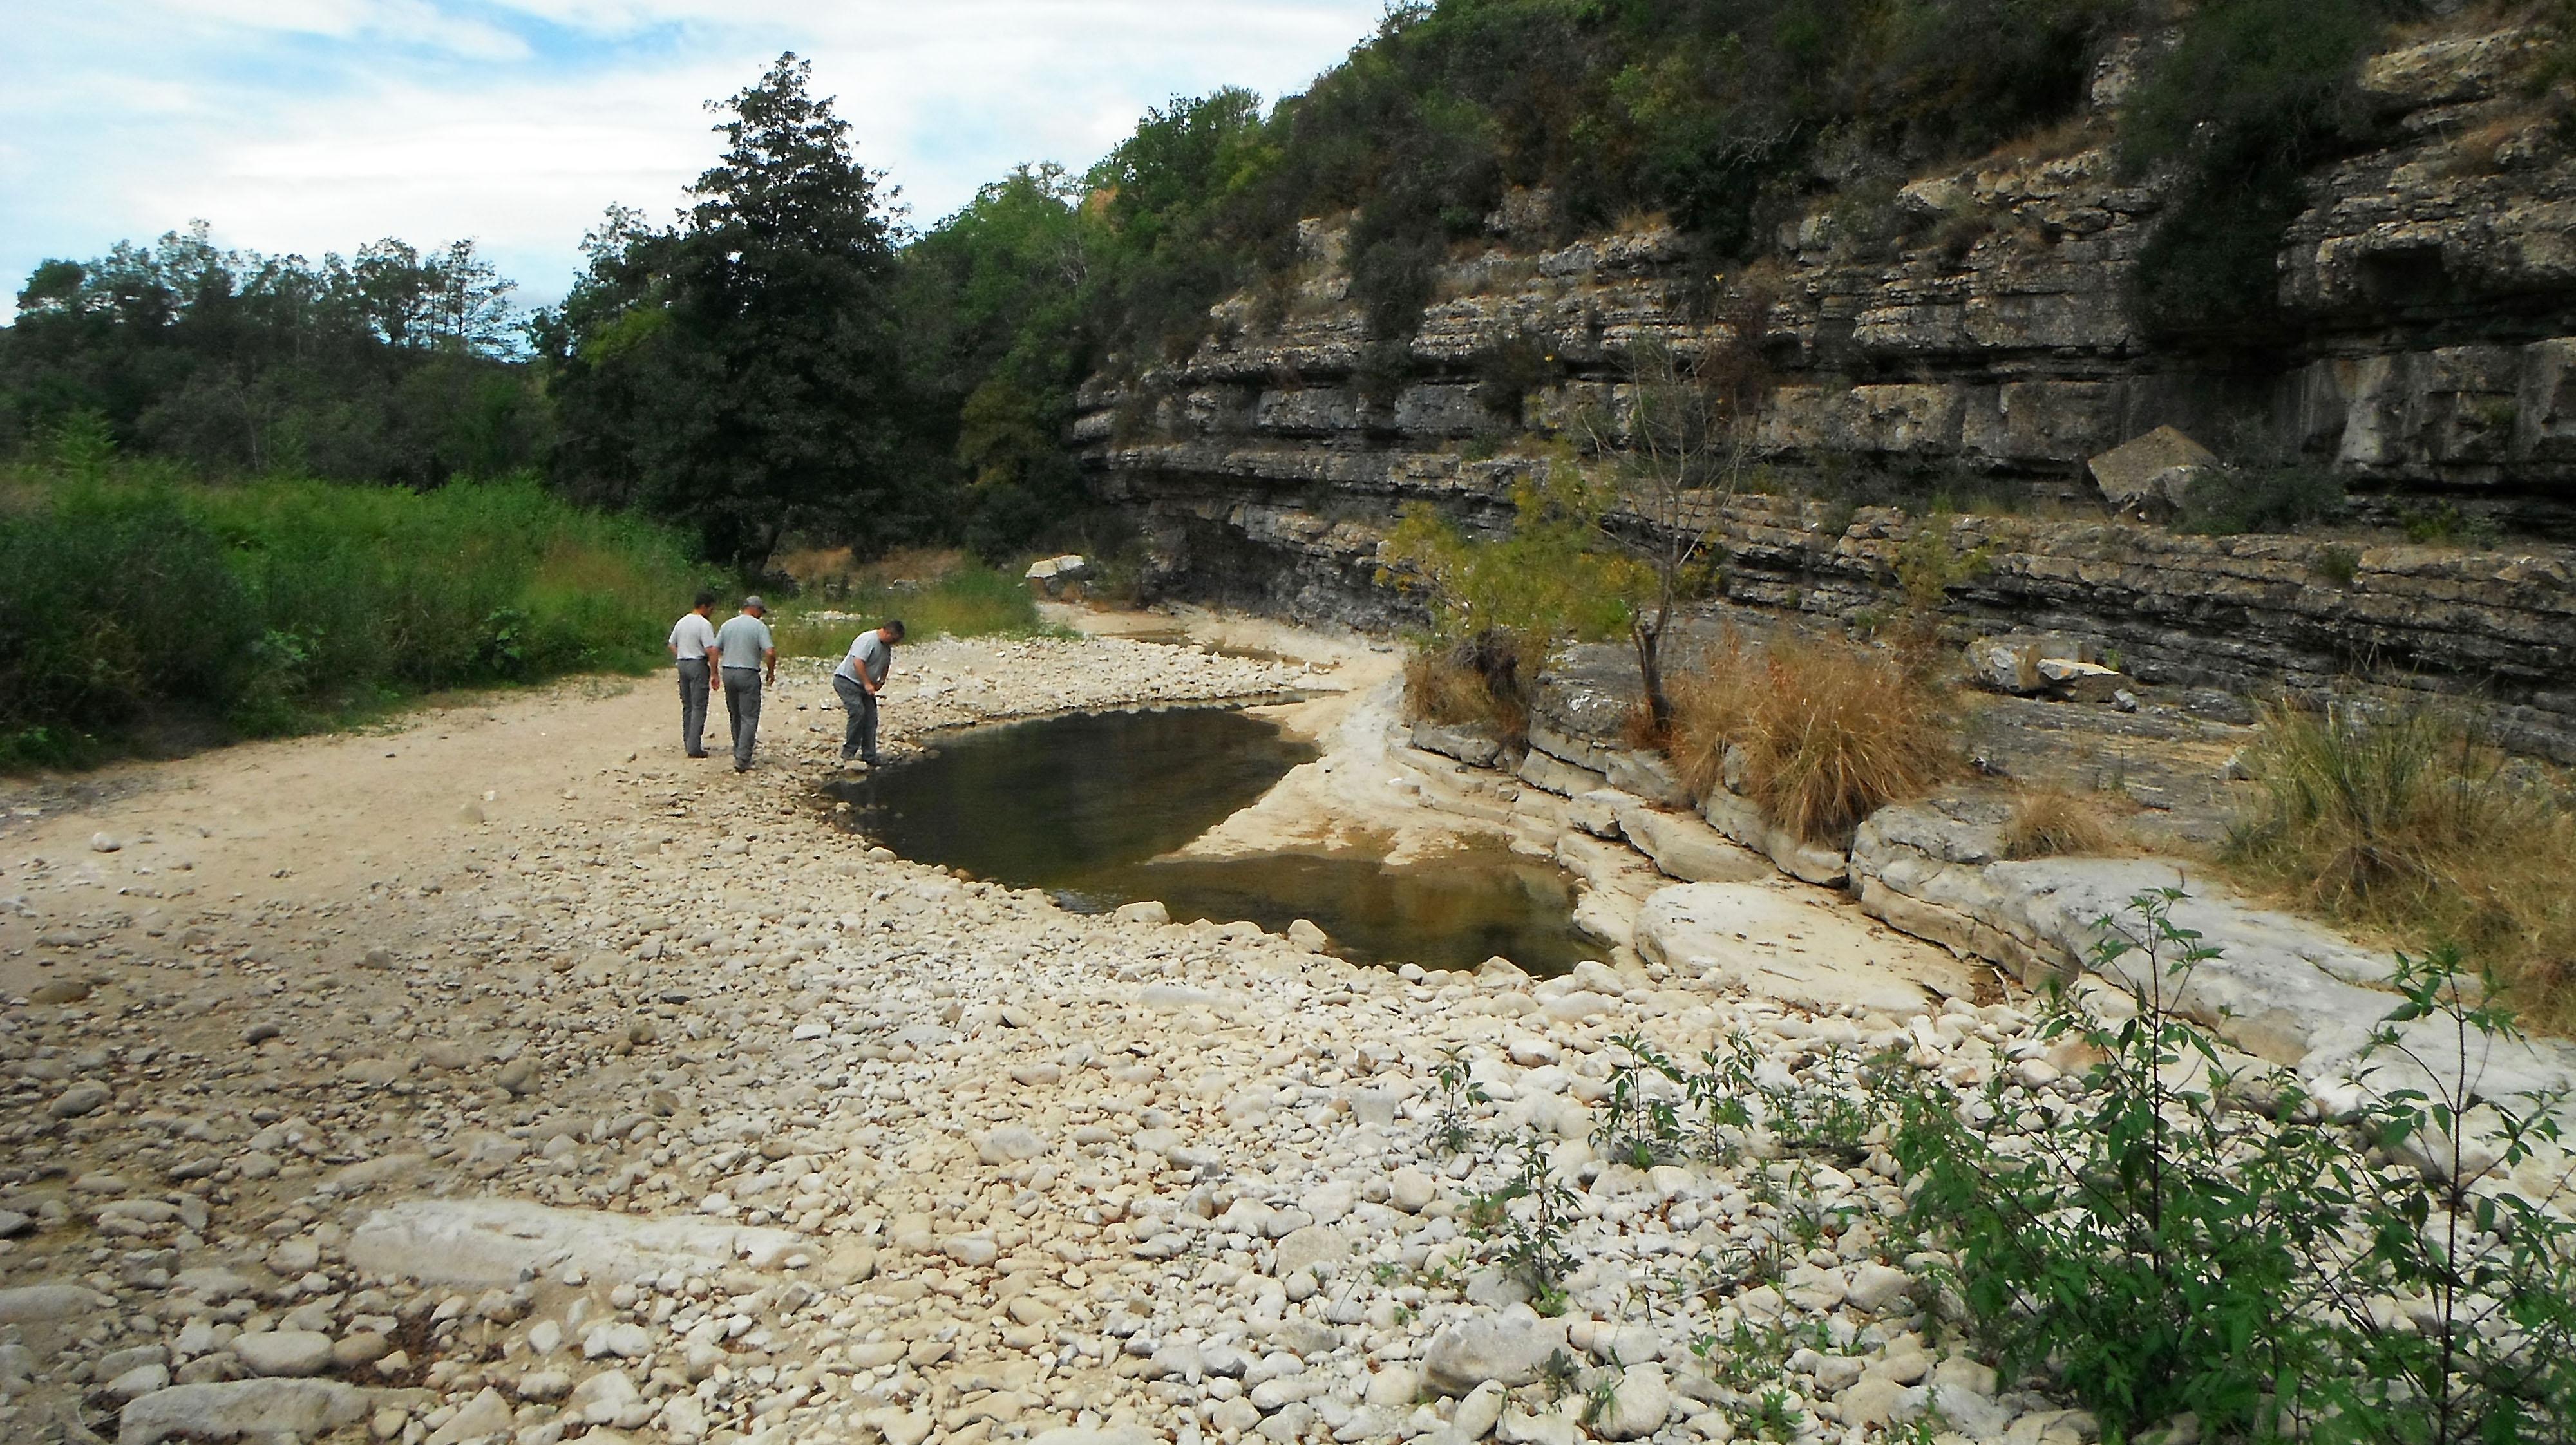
left=742, top=595, right=766, bottom=611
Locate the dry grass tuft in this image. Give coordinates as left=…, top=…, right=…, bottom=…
left=2225, top=700, right=2576, bottom=1028
left=1669, top=632, right=1957, bottom=845
left=2000, top=787, right=2129, bottom=860
left=1403, top=634, right=1531, bottom=745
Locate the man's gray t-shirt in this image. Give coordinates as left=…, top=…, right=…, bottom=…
left=835, top=630, right=892, bottom=687
left=668, top=612, right=716, bottom=661
left=714, top=614, right=773, bottom=670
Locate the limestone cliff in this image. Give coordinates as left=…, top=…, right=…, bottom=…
left=1080, top=13, right=2576, bottom=759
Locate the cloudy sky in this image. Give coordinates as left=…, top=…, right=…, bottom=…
left=1, top=0, right=1390, bottom=317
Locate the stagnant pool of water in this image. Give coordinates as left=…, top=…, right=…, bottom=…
left=826, top=707, right=1592, bottom=976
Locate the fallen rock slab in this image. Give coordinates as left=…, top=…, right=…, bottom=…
left=1633, top=883, right=1952, bottom=1013
left=346, top=1198, right=808, bottom=1288
left=117, top=1379, right=369, bottom=1445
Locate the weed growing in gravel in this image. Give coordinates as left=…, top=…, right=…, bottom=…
left=1894, top=889, right=2334, bottom=1433
left=1596, top=1032, right=1689, bottom=1167
left=1464, top=1129, right=1580, bottom=1316
left=2297, top=945, right=2576, bottom=1443
left=1432, top=1044, right=1490, bottom=1156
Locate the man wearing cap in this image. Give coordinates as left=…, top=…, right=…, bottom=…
left=714, top=596, right=777, bottom=772
left=665, top=590, right=719, bottom=759
left=832, top=619, right=905, bottom=768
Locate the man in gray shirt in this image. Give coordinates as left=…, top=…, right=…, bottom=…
left=665, top=590, right=719, bottom=758
left=833, top=619, right=904, bottom=767
left=714, top=596, right=777, bottom=772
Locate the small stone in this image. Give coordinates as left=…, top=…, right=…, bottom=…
left=1390, top=1168, right=1435, bottom=1214
left=661, top=1392, right=710, bottom=1442
left=1454, top=1381, right=1506, bottom=1440
left=233, top=1329, right=335, bottom=1377
left=1587, top=1364, right=1671, bottom=1441
left=0, top=1283, right=113, bottom=1322
left=29, top=979, right=92, bottom=1005
left=496, top=1056, right=537, bottom=1095
left=425, top=1385, right=514, bottom=1445
left=583, top=1321, right=654, bottom=1359
left=569, top=1370, right=642, bottom=1425
left=517, top=1369, right=573, bottom=1401
left=1845, top=1261, right=1915, bottom=1313
left=1287, top=918, right=1331, bottom=952
left=976, top=1126, right=1047, bottom=1165
left=943, top=1234, right=1000, bottom=1267
left=1274, top=1224, right=1350, bottom=1278
left=91, top=832, right=122, bottom=853
left=1424, top=1306, right=1567, bottom=1394
left=48, top=1081, right=111, bottom=1118
left=332, top=1332, right=390, bottom=1368
left=0, top=1210, right=30, bottom=1238
left=108, top=1362, right=173, bottom=1399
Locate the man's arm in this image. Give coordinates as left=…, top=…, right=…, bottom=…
left=763, top=644, right=777, bottom=685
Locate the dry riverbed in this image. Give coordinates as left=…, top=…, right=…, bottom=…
left=0, top=619, right=2083, bottom=1445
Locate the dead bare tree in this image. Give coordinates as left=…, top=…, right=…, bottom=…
left=1567, top=303, right=1770, bottom=733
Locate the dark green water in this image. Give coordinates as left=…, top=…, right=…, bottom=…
left=826, top=707, right=1591, bottom=976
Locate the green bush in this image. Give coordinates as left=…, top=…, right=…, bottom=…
left=767, top=560, right=1049, bottom=657
left=2178, top=463, right=2347, bottom=534
left=2122, top=0, right=2407, bottom=335
left=0, top=464, right=704, bottom=766
left=1895, top=891, right=2336, bottom=1433
left=1894, top=892, right=2576, bottom=1441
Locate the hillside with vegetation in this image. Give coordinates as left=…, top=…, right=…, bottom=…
left=5, top=0, right=2571, bottom=764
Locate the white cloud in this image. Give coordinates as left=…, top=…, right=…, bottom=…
left=0, top=0, right=1383, bottom=314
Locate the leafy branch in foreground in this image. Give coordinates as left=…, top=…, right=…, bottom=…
left=1893, top=889, right=2576, bottom=1441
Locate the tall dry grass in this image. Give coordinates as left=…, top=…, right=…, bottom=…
left=1401, top=632, right=1532, bottom=745
left=1669, top=632, right=1956, bottom=845
left=2225, top=700, right=2576, bottom=1025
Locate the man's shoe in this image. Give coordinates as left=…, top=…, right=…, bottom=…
left=687, top=751, right=710, bottom=759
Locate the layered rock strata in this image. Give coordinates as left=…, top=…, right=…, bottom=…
left=1084, top=13, right=2576, bottom=758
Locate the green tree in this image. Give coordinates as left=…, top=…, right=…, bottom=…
left=540, top=53, right=910, bottom=568
left=896, top=165, right=1094, bottom=556
left=1, top=222, right=538, bottom=482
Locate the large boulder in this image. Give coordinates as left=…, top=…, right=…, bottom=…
left=346, top=1198, right=807, bottom=1288
left=1423, top=1305, right=1571, bottom=1395
left=2089, top=426, right=2219, bottom=517
left=1632, top=882, right=1950, bottom=1012
left=117, top=1381, right=368, bottom=1445
left=1023, top=554, right=1090, bottom=598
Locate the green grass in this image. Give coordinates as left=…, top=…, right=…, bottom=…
left=768, top=560, right=1054, bottom=658
left=0, top=462, right=709, bottom=768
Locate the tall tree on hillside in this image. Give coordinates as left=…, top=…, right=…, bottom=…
left=540, top=53, right=909, bottom=568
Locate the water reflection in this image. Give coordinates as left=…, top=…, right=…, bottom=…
left=826, top=707, right=1591, bottom=976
